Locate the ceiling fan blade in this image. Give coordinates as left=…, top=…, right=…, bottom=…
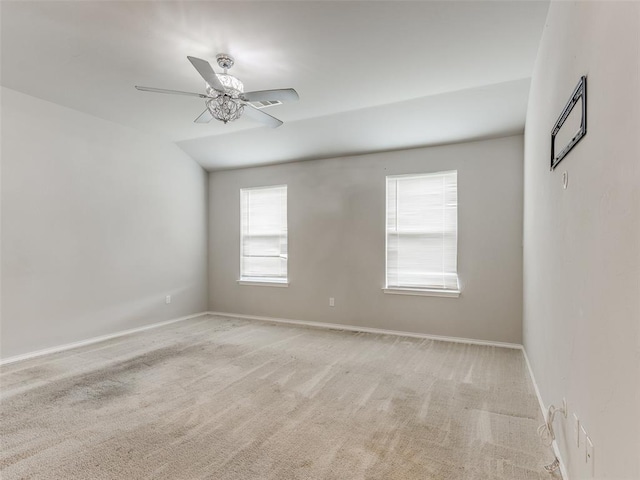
left=242, top=103, right=283, bottom=128
left=241, top=88, right=299, bottom=103
left=187, top=56, right=225, bottom=92
left=135, top=86, right=207, bottom=98
left=194, top=109, right=213, bottom=124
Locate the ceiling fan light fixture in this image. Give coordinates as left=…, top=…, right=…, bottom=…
left=205, top=73, right=244, bottom=98
left=206, top=95, right=244, bottom=124
left=136, top=54, right=297, bottom=128
left=204, top=71, right=245, bottom=123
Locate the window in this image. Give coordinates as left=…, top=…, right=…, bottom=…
left=385, top=171, right=459, bottom=296
left=240, top=185, right=288, bottom=285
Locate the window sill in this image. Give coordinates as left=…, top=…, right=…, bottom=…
left=238, top=279, right=289, bottom=287
left=382, top=287, right=460, bottom=298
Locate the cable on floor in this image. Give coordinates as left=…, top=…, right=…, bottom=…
left=537, top=400, right=567, bottom=474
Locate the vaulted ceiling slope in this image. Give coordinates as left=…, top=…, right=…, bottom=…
left=1, top=1, right=549, bottom=170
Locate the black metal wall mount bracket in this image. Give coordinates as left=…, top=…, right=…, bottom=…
left=551, top=75, right=587, bottom=170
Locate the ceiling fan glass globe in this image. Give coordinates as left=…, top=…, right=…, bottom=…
left=206, top=95, right=244, bottom=124
left=205, top=74, right=244, bottom=98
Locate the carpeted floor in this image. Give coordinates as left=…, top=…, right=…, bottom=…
left=1, top=314, right=559, bottom=479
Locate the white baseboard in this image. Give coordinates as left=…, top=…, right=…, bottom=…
left=208, top=311, right=522, bottom=349
left=522, top=347, right=570, bottom=480
left=0, top=312, right=209, bottom=366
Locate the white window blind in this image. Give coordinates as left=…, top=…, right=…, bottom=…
left=240, top=185, right=288, bottom=283
left=386, top=171, right=458, bottom=291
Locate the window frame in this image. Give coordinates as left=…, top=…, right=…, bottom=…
left=238, top=184, right=289, bottom=286
left=383, top=171, right=460, bottom=298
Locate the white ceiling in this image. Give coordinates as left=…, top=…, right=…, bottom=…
left=1, top=1, right=549, bottom=170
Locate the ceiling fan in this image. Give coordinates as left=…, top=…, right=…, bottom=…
left=135, top=54, right=298, bottom=128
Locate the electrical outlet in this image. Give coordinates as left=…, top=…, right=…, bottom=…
left=573, top=413, right=580, bottom=448
left=329, top=297, right=335, bottom=307
left=165, top=295, right=171, bottom=304
left=586, top=436, right=594, bottom=476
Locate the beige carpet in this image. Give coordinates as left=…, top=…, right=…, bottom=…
left=1, top=314, right=559, bottom=479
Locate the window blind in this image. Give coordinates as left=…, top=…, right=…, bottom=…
left=386, top=171, right=458, bottom=291
left=240, top=185, right=288, bottom=282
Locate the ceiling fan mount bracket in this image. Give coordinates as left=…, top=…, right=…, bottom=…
left=216, top=54, right=234, bottom=71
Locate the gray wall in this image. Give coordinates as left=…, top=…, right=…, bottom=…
left=209, top=135, right=524, bottom=344
left=1, top=87, right=209, bottom=359
left=523, top=3, right=640, bottom=479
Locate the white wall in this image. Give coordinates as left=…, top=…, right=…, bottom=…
left=209, top=135, right=524, bottom=344
left=523, top=3, right=640, bottom=479
left=1, top=87, right=209, bottom=359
